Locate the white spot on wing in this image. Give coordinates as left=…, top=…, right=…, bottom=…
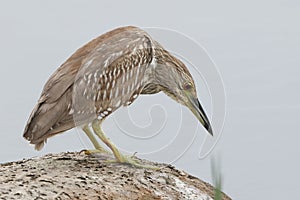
left=115, top=87, right=119, bottom=98
left=85, top=59, right=93, bottom=67
left=88, top=73, right=92, bottom=81
left=97, top=91, right=101, bottom=101
left=69, top=108, right=74, bottom=115
left=109, top=71, right=112, bottom=81
left=112, top=80, right=115, bottom=88
left=103, top=90, right=106, bottom=100
left=122, top=72, right=126, bottom=83
left=122, top=87, right=125, bottom=95
left=115, top=100, right=121, bottom=107
left=135, top=66, right=140, bottom=84
left=104, top=59, right=109, bottom=68
left=127, top=85, right=131, bottom=94
left=109, top=90, right=113, bottom=99
left=92, top=82, right=96, bottom=90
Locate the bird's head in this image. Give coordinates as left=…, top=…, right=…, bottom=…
left=154, top=49, right=213, bottom=135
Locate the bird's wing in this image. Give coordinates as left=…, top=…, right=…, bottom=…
left=71, top=29, right=155, bottom=122
left=41, top=26, right=146, bottom=103
left=23, top=26, right=154, bottom=150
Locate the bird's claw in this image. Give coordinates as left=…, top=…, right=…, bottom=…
left=80, top=148, right=109, bottom=155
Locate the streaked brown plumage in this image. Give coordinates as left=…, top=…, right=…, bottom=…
left=23, top=26, right=212, bottom=165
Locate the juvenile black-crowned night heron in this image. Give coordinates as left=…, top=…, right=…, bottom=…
left=24, top=26, right=213, bottom=167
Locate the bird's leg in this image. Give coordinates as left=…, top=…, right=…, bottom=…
left=91, top=120, right=127, bottom=162
left=91, top=120, right=157, bottom=169
left=82, top=124, right=107, bottom=154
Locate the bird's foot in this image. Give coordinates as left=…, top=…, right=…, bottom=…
left=81, top=148, right=109, bottom=155
left=107, top=153, right=160, bottom=170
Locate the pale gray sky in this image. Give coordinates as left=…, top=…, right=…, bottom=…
left=0, top=1, right=300, bottom=199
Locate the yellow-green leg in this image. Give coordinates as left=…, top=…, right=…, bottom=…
left=91, top=120, right=127, bottom=162
left=91, top=120, right=157, bottom=169
left=82, top=124, right=107, bottom=154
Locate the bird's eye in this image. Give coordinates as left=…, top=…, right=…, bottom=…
left=183, top=83, right=193, bottom=90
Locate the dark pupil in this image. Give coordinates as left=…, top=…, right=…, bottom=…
left=184, top=84, right=192, bottom=90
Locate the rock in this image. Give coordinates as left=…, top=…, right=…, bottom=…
left=0, top=152, right=231, bottom=200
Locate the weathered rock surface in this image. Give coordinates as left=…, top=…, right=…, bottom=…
left=0, top=152, right=231, bottom=200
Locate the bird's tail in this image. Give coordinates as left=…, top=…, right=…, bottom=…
left=23, top=95, right=72, bottom=150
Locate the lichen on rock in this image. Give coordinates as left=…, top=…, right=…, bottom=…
left=0, top=152, right=231, bottom=200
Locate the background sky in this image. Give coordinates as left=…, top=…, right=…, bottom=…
left=1, top=1, right=300, bottom=199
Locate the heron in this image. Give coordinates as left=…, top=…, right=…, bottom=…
left=23, top=26, right=213, bottom=167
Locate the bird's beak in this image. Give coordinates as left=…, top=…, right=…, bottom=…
left=185, top=93, right=213, bottom=136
